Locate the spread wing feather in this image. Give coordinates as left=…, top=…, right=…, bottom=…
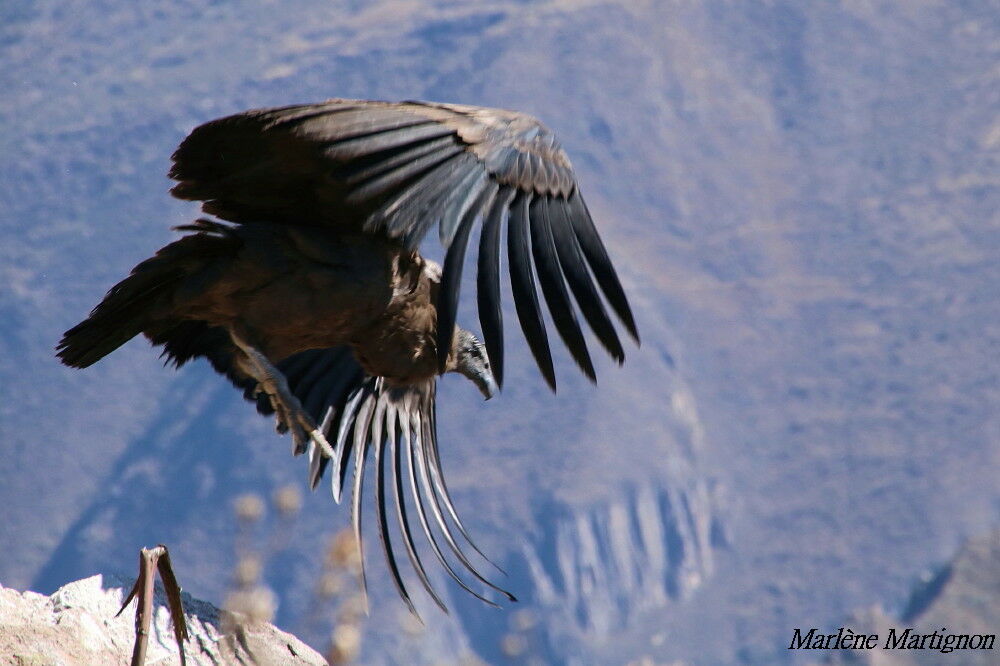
left=170, top=98, right=637, bottom=389
left=546, top=197, right=624, bottom=362
left=280, top=352, right=515, bottom=614
left=507, top=192, right=556, bottom=390
left=476, top=187, right=514, bottom=388
left=435, top=182, right=499, bottom=374
left=529, top=196, right=596, bottom=382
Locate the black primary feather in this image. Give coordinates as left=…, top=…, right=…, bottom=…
left=528, top=196, right=595, bottom=381
left=507, top=192, right=556, bottom=390
left=477, top=187, right=515, bottom=387
left=392, top=404, right=449, bottom=614
left=436, top=182, right=499, bottom=372
left=546, top=197, right=624, bottom=362
left=372, top=404, right=417, bottom=615
left=404, top=413, right=500, bottom=608
left=566, top=190, right=639, bottom=342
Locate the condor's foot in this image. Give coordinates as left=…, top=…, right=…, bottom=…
left=262, top=382, right=334, bottom=458
left=116, top=545, right=188, bottom=666
left=229, top=329, right=335, bottom=459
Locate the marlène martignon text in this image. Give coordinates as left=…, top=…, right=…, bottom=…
left=789, top=627, right=996, bottom=653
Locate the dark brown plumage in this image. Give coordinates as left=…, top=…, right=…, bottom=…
left=57, top=98, right=638, bottom=614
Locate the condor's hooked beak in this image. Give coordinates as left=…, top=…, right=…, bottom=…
left=451, top=328, right=498, bottom=400
left=455, top=349, right=498, bottom=400
left=471, top=366, right=498, bottom=400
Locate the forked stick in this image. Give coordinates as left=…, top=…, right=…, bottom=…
left=116, top=545, right=189, bottom=666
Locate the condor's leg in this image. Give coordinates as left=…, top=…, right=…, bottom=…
left=228, top=327, right=336, bottom=459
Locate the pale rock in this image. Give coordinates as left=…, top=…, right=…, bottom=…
left=0, top=574, right=326, bottom=666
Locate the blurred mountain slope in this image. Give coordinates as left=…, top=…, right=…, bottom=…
left=824, top=529, right=1000, bottom=666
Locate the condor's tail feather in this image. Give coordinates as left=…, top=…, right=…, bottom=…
left=56, top=219, right=240, bottom=368
left=57, top=262, right=185, bottom=368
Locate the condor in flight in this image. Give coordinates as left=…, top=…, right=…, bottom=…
left=58, top=99, right=639, bottom=613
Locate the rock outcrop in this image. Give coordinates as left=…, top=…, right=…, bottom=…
left=0, top=574, right=326, bottom=665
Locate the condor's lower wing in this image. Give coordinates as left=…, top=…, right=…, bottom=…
left=274, top=347, right=515, bottom=616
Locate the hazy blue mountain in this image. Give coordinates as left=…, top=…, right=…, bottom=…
left=1, top=2, right=997, bottom=664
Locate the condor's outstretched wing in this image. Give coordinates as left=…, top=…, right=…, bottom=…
left=169, top=99, right=639, bottom=390
left=150, top=321, right=513, bottom=615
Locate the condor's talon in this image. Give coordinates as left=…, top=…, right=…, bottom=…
left=309, top=427, right=336, bottom=459
left=229, top=328, right=335, bottom=459
left=291, top=416, right=336, bottom=460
